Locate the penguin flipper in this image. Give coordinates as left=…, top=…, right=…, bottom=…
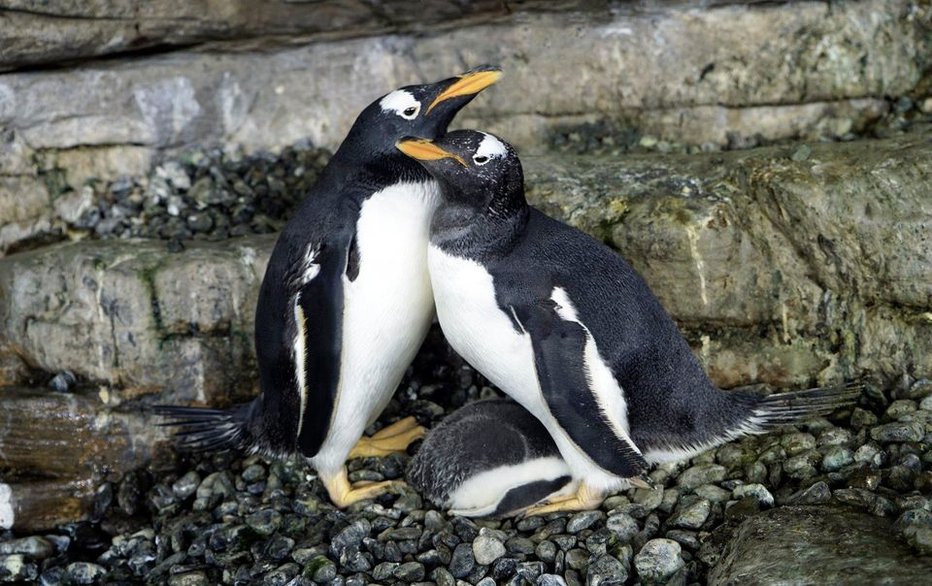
left=515, top=301, right=648, bottom=480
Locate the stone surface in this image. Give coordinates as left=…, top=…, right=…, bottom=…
left=708, top=506, right=932, bottom=585
left=2, top=0, right=928, bottom=254
left=0, top=387, right=157, bottom=532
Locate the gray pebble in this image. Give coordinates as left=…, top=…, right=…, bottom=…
left=606, top=513, right=640, bottom=543
left=566, top=510, right=603, bottom=533
left=246, top=509, right=282, bottom=536
left=537, top=574, right=568, bottom=586
left=473, top=534, right=506, bottom=566
left=789, top=481, right=832, bottom=504
left=394, top=561, right=426, bottom=582
left=535, top=540, right=557, bottom=563
left=449, top=543, right=475, bottom=579
left=821, top=446, right=854, bottom=472
left=587, top=554, right=628, bottom=585
left=0, top=536, right=55, bottom=559
left=732, top=483, right=774, bottom=507
left=693, top=484, right=731, bottom=503
left=565, top=548, right=589, bottom=571
left=634, top=538, right=684, bottom=583
left=65, top=562, right=107, bottom=585
left=0, top=554, right=37, bottom=582
left=669, top=499, right=711, bottom=529
left=871, top=422, right=924, bottom=443
left=330, top=520, right=371, bottom=558
left=168, top=571, right=209, bottom=586
left=677, top=464, right=726, bottom=489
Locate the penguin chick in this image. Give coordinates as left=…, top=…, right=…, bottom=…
left=397, top=131, right=860, bottom=514
left=407, top=399, right=576, bottom=518
left=155, top=67, right=502, bottom=509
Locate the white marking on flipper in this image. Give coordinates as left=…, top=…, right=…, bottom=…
left=293, top=300, right=309, bottom=438
left=550, top=286, right=641, bottom=455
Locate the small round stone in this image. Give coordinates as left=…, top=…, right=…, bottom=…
left=606, top=513, right=640, bottom=543
left=587, top=554, right=628, bottom=586
left=676, top=464, right=726, bottom=489
left=732, top=484, right=774, bottom=508
left=821, top=446, right=854, bottom=472
left=871, top=422, right=924, bottom=443
left=669, top=498, right=711, bottom=529
left=393, top=561, right=426, bottom=582
left=566, top=510, right=603, bottom=533
left=634, top=539, right=684, bottom=584
left=65, top=562, right=107, bottom=585
left=449, top=543, right=475, bottom=579
left=473, top=533, right=506, bottom=566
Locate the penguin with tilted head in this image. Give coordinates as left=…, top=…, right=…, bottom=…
left=397, top=130, right=859, bottom=515
left=156, top=67, right=501, bottom=508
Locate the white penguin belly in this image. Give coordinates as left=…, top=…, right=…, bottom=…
left=310, top=182, right=438, bottom=475
left=427, top=247, right=627, bottom=492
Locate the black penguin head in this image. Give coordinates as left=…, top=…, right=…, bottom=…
left=395, top=129, right=526, bottom=218
left=339, top=67, right=502, bottom=166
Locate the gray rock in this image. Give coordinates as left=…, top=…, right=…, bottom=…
left=0, top=554, right=37, bottom=582
left=708, top=506, right=932, bottom=584
left=870, top=422, right=925, bottom=443
left=606, top=513, right=640, bottom=543
left=65, top=562, right=107, bottom=585
left=565, top=510, right=603, bottom=534
left=394, top=561, right=426, bottom=582
left=789, top=481, right=833, bottom=505
left=820, top=446, right=854, bottom=472
left=537, top=575, right=567, bottom=586
left=449, top=543, right=475, bottom=579
left=634, top=539, right=685, bottom=584
left=246, top=509, right=282, bottom=536
left=168, top=572, right=209, bottom=586
left=677, top=464, right=727, bottom=490
left=0, top=536, right=55, bottom=559
left=731, top=484, right=774, bottom=508
left=587, top=554, right=628, bottom=586
left=172, top=471, right=200, bottom=500
left=472, top=533, right=506, bottom=566
left=329, top=519, right=371, bottom=559
left=669, top=499, right=711, bottom=529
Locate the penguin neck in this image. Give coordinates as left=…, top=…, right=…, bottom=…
left=326, top=140, right=432, bottom=199
left=430, top=198, right=530, bottom=262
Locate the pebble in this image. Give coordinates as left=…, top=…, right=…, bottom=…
left=330, top=520, right=371, bottom=558
left=566, top=510, right=603, bottom=533
left=676, top=464, right=726, bottom=489
left=606, top=512, right=640, bottom=543
left=821, top=446, right=854, bottom=472
left=731, top=484, right=774, bottom=508
left=0, top=554, right=37, bottom=582
left=394, top=561, right=426, bottom=582
left=473, top=533, right=506, bottom=565
left=537, top=574, right=567, bottom=586
left=669, top=498, right=711, bottom=529
left=634, top=539, right=684, bottom=583
left=587, top=554, right=628, bottom=585
left=65, top=562, right=107, bottom=584
left=870, top=422, right=924, bottom=443
left=449, top=543, right=475, bottom=579
left=0, top=536, right=55, bottom=559
left=789, top=481, right=832, bottom=505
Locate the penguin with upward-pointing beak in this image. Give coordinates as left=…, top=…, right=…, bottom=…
left=397, top=130, right=859, bottom=515
left=157, top=68, right=501, bottom=508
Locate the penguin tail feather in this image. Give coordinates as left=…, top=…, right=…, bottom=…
left=745, top=381, right=863, bottom=432
left=153, top=403, right=255, bottom=454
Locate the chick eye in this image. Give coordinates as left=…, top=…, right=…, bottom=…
left=473, top=155, right=490, bottom=165
left=400, top=104, right=420, bottom=120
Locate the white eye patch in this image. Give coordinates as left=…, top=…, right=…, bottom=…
left=473, top=133, right=508, bottom=165
left=379, top=90, right=421, bottom=120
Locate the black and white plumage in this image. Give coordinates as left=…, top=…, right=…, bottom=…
left=408, top=399, right=575, bottom=517
left=156, top=68, right=502, bottom=508
left=397, top=131, right=860, bottom=512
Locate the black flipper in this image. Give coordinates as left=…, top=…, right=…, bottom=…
left=515, top=301, right=649, bottom=479
left=153, top=402, right=256, bottom=453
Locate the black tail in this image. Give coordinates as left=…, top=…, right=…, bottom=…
left=153, top=403, right=256, bottom=454
left=744, top=381, right=863, bottom=432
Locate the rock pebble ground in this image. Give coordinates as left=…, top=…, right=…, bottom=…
left=0, top=335, right=929, bottom=584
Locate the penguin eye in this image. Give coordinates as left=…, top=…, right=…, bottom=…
left=473, top=155, right=490, bottom=166
left=399, top=103, right=420, bottom=120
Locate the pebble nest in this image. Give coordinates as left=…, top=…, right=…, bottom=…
left=62, top=141, right=332, bottom=251
left=1, top=330, right=931, bottom=585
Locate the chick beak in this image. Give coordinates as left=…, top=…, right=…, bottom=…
left=396, top=138, right=467, bottom=167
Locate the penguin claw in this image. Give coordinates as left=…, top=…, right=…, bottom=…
left=348, top=419, right=426, bottom=459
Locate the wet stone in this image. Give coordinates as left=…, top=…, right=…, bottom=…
left=330, top=520, right=371, bottom=558
left=537, top=574, right=568, bottom=586
left=505, top=536, right=536, bottom=556
left=565, top=548, right=589, bottom=571
left=246, top=509, right=282, bottom=536
left=821, top=446, right=854, bottom=472
left=850, top=408, right=879, bottom=429
left=535, top=540, right=557, bottom=563
left=172, top=471, right=201, bottom=500
left=492, top=557, right=518, bottom=580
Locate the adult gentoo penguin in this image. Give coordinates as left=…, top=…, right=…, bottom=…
left=397, top=130, right=859, bottom=514
left=408, top=399, right=576, bottom=517
left=156, top=67, right=502, bottom=508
